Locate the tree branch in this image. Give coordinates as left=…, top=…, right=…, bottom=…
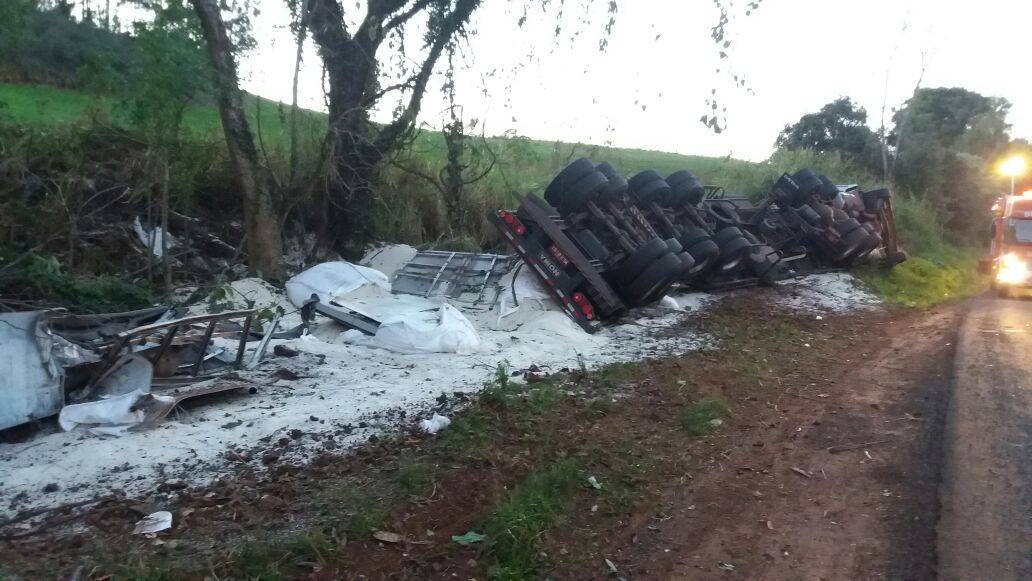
left=384, top=0, right=434, bottom=32
left=374, top=0, right=479, bottom=154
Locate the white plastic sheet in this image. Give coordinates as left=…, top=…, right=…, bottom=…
left=343, top=304, right=481, bottom=354
left=58, top=389, right=173, bottom=435
left=286, top=261, right=390, bottom=307
left=132, top=217, right=178, bottom=257
left=133, top=511, right=173, bottom=535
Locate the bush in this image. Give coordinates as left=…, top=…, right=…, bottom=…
left=0, top=252, right=154, bottom=312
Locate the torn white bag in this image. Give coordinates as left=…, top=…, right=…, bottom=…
left=286, top=261, right=391, bottom=307
left=343, top=303, right=481, bottom=354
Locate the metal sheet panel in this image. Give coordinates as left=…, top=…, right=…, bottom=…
left=0, top=312, right=64, bottom=430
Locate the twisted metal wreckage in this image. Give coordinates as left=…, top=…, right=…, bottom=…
left=0, top=162, right=903, bottom=431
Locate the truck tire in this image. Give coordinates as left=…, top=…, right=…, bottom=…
left=832, top=224, right=869, bottom=261
left=559, top=170, right=608, bottom=215
left=817, top=175, right=839, bottom=201
left=628, top=169, right=664, bottom=191
left=680, top=227, right=713, bottom=248
left=666, top=170, right=697, bottom=188
left=608, top=238, right=670, bottom=286
left=625, top=252, right=683, bottom=306
left=595, top=162, right=628, bottom=204
left=714, top=226, right=745, bottom=246
left=717, top=235, right=751, bottom=270
left=686, top=238, right=720, bottom=274
left=544, top=158, right=596, bottom=206
left=798, top=205, right=822, bottom=226
left=747, top=245, right=781, bottom=280
left=628, top=171, right=670, bottom=204
left=706, top=201, right=740, bottom=225
left=665, top=238, right=683, bottom=254
left=669, top=176, right=705, bottom=206
left=791, top=169, right=822, bottom=205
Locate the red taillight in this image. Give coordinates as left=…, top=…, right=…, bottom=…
left=497, top=210, right=525, bottom=236
left=572, top=292, right=594, bottom=319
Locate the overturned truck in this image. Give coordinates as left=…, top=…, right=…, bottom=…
left=490, top=159, right=905, bottom=332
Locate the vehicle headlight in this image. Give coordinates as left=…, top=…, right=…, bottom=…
left=998, top=252, right=1029, bottom=284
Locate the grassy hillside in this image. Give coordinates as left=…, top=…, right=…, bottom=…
left=0, top=82, right=762, bottom=191
left=0, top=81, right=984, bottom=307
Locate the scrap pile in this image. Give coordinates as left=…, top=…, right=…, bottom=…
left=0, top=306, right=285, bottom=434
left=491, top=159, right=906, bottom=331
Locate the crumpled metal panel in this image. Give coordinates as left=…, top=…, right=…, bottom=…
left=0, top=311, right=64, bottom=430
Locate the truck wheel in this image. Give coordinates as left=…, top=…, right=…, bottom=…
left=717, top=235, right=751, bottom=270
left=608, top=238, right=670, bottom=286
left=628, top=171, right=671, bottom=204
left=791, top=169, right=822, bottom=205
left=714, top=226, right=745, bottom=246
left=669, top=177, right=705, bottom=207
left=747, top=245, right=782, bottom=280
left=680, top=227, right=713, bottom=248
left=706, top=201, right=740, bottom=225
left=686, top=238, right=720, bottom=274
left=832, top=224, right=869, bottom=261
left=665, top=238, right=683, bottom=253
left=544, top=158, right=596, bottom=206
left=817, top=175, right=839, bottom=201
left=595, top=162, right=628, bottom=204
left=798, top=205, right=822, bottom=226
left=559, top=170, right=608, bottom=215
left=666, top=170, right=697, bottom=187
left=625, top=252, right=683, bottom=306
left=846, top=231, right=882, bottom=266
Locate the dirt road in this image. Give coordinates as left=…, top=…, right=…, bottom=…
left=615, top=304, right=962, bottom=579
left=938, top=295, right=1032, bottom=580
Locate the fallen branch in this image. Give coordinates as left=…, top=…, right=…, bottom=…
left=827, top=439, right=890, bottom=454
left=790, top=467, right=812, bottom=479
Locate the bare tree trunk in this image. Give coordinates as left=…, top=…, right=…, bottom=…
left=191, top=0, right=284, bottom=280
left=890, top=52, right=930, bottom=181
left=290, top=0, right=310, bottom=193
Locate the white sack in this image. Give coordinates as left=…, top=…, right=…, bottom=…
left=343, top=303, right=481, bottom=354
left=286, top=261, right=390, bottom=307
left=420, top=413, right=452, bottom=434
left=58, top=389, right=172, bottom=434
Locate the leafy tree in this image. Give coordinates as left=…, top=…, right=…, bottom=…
left=891, top=87, right=1012, bottom=242
left=124, top=0, right=213, bottom=291
left=775, top=97, right=881, bottom=171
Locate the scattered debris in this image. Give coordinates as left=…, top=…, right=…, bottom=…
left=132, top=217, right=178, bottom=258
left=718, top=561, right=736, bottom=571
left=451, top=531, right=486, bottom=545
left=828, top=439, right=890, bottom=454
left=419, top=413, right=451, bottom=434
left=273, top=344, right=299, bottom=358
left=791, top=467, right=813, bottom=479
left=391, top=250, right=513, bottom=305
left=372, top=531, right=405, bottom=544
left=132, top=511, right=172, bottom=535
left=587, top=475, right=603, bottom=490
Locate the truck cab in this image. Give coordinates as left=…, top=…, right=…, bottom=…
left=987, top=193, right=1032, bottom=296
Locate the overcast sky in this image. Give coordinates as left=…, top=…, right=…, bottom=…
left=238, top=0, right=1032, bottom=162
